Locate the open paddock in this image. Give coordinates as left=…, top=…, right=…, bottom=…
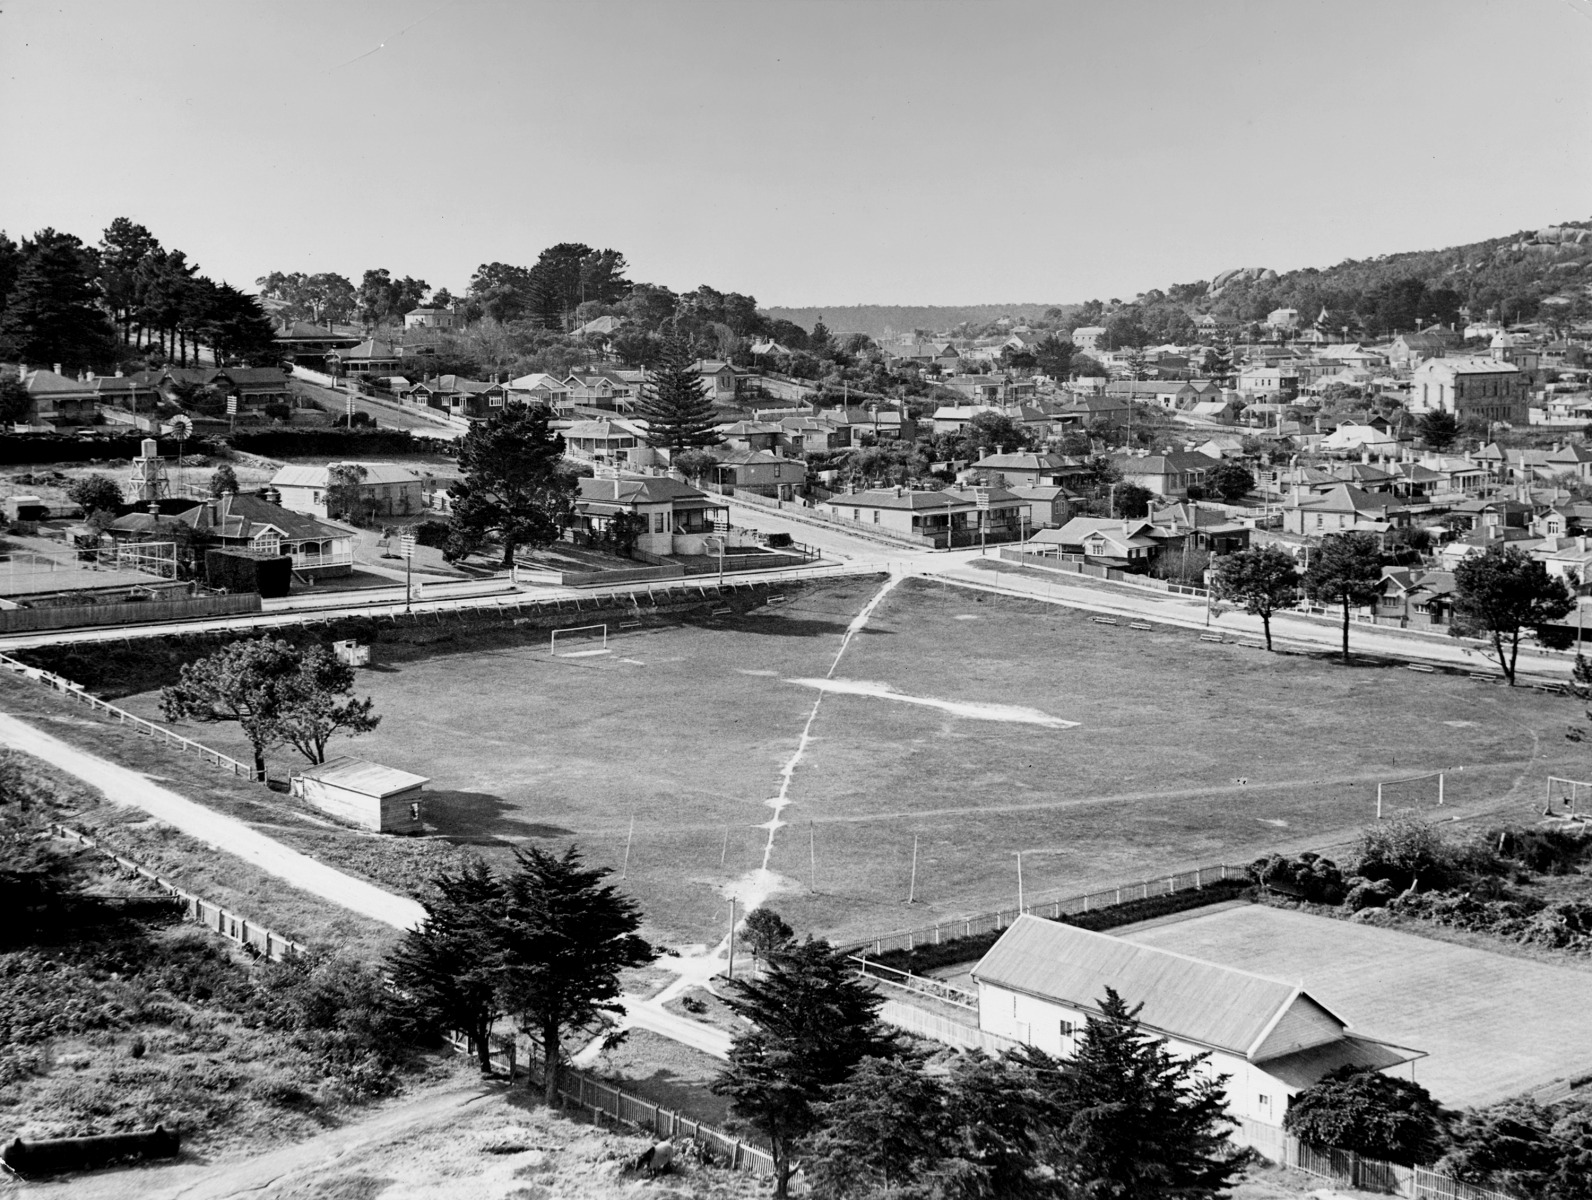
left=105, top=577, right=1588, bottom=947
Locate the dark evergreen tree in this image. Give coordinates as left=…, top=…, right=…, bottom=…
left=494, top=846, right=654, bottom=1106
left=1041, top=988, right=1244, bottom=1199
left=1302, top=531, right=1384, bottom=662
left=388, top=858, right=506, bottom=1072
left=635, top=331, right=722, bottom=451
left=0, top=228, right=115, bottom=370
left=805, top=1055, right=951, bottom=1199
left=96, top=217, right=162, bottom=345
left=446, top=405, right=578, bottom=565
left=1452, top=542, right=1576, bottom=685
left=1286, top=1066, right=1448, bottom=1165
left=713, top=937, right=898, bottom=1198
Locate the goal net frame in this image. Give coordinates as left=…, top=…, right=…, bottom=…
left=1376, top=771, right=1445, bottom=819
left=1546, top=776, right=1592, bottom=815
left=549, top=624, right=608, bottom=656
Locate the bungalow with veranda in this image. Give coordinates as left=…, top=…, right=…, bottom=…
left=972, top=916, right=1420, bottom=1129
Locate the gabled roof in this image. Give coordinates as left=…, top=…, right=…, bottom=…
left=1295, top=483, right=1400, bottom=514
left=297, top=755, right=429, bottom=796
left=507, top=372, right=570, bottom=391
left=973, top=451, right=1082, bottom=471
left=1109, top=451, right=1211, bottom=475
left=713, top=448, right=803, bottom=467
left=575, top=475, right=723, bottom=509
left=208, top=367, right=288, bottom=387
left=825, top=487, right=975, bottom=512
left=332, top=340, right=401, bottom=359
left=971, top=916, right=1348, bottom=1060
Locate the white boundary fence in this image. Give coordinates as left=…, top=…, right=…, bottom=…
left=51, top=823, right=308, bottom=961
left=842, top=863, right=1246, bottom=955
left=0, top=652, right=262, bottom=780
left=1232, top=1117, right=1518, bottom=1200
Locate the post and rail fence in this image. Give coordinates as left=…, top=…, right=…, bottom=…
left=0, top=651, right=266, bottom=781
left=49, top=823, right=308, bottom=961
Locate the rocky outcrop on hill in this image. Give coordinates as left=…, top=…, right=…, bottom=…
left=1207, top=267, right=1277, bottom=295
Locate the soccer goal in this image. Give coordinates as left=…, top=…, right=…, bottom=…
left=1375, top=771, right=1446, bottom=819
left=549, top=623, right=609, bottom=657
left=1546, top=776, right=1592, bottom=815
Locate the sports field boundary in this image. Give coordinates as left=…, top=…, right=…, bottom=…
left=840, top=862, right=1247, bottom=955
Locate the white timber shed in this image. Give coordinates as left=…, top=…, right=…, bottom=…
left=971, top=916, right=1421, bottom=1129
left=291, top=756, right=428, bottom=833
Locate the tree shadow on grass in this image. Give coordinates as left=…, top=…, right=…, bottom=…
left=678, top=614, right=853, bottom=638
left=423, top=789, right=576, bottom=841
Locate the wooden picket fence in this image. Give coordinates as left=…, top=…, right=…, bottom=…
left=446, top=1032, right=774, bottom=1177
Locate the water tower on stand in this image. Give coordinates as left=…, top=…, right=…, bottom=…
left=127, top=438, right=170, bottom=506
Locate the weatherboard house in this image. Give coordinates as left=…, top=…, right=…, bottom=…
left=972, top=917, right=1420, bottom=1128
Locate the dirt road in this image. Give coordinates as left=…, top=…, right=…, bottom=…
left=0, top=714, right=426, bottom=930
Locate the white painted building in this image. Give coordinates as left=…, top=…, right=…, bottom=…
left=291, top=756, right=428, bottom=833
left=971, top=917, right=1418, bottom=1128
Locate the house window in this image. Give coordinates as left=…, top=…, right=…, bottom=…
left=1059, top=1019, right=1075, bottom=1038
left=872, top=510, right=880, bottom=524
left=410, top=802, right=420, bottom=822
left=1258, top=1094, right=1272, bottom=1117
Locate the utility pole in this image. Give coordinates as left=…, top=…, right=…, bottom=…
left=727, top=898, right=737, bottom=980
left=1015, top=851, right=1025, bottom=912
left=907, top=834, right=919, bottom=904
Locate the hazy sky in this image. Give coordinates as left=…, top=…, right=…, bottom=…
left=3, top=0, right=1590, bottom=307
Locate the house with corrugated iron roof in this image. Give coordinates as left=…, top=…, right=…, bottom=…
left=972, top=916, right=1420, bottom=1128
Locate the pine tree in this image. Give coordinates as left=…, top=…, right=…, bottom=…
left=388, top=858, right=506, bottom=1073
left=1043, top=988, right=1244, bottom=1199
left=805, top=1055, right=951, bottom=1199
left=636, top=331, right=722, bottom=452
left=494, top=847, right=654, bottom=1106
left=0, top=228, right=115, bottom=370
left=713, top=937, right=897, bottom=1198
left=447, top=405, right=577, bottom=566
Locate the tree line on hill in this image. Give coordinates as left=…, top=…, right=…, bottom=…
left=0, top=218, right=280, bottom=375
left=1059, top=220, right=1592, bottom=352
left=1212, top=534, right=1575, bottom=678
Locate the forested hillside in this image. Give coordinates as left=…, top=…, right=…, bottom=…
left=761, top=303, right=1073, bottom=339
left=1187, top=220, right=1592, bottom=331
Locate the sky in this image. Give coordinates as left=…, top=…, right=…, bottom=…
left=3, top=0, right=1591, bottom=308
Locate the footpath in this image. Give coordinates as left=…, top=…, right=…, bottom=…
left=0, top=714, right=426, bottom=930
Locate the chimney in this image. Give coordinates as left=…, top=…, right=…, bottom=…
left=114, top=369, right=124, bottom=378
left=53, top=363, right=62, bottom=376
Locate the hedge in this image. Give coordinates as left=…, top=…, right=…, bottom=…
left=223, top=428, right=426, bottom=457
left=859, top=876, right=1253, bottom=975
left=0, top=434, right=222, bottom=465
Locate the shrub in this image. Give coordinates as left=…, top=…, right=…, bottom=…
left=1284, top=1066, right=1449, bottom=1165
left=411, top=520, right=451, bottom=549
left=1353, top=812, right=1455, bottom=891
left=1343, top=877, right=1398, bottom=912
left=1248, top=852, right=1346, bottom=904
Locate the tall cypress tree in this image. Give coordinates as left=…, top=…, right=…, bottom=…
left=636, top=331, right=722, bottom=452
left=0, top=229, right=115, bottom=370
left=1042, top=988, right=1244, bottom=1199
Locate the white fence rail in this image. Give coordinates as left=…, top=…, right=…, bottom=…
left=843, top=863, right=1246, bottom=956
left=0, top=652, right=263, bottom=780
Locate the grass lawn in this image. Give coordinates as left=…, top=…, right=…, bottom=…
left=1123, top=903, right=1592, bottom=1108
left=59, top=575, right=1592, bottom=949
left=587, top=1029, right=733, bottom=1129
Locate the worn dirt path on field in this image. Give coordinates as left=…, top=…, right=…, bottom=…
left=579, top=573, right=908, bottom=1062
left=0, top=713, right=427, bottom=931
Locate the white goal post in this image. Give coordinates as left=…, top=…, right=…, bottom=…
left=1546, top=776, right=1592, bottom=815
left=549, top=624, right=608, bottom=656
left=1375, top=771, right=1445, bottom=819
